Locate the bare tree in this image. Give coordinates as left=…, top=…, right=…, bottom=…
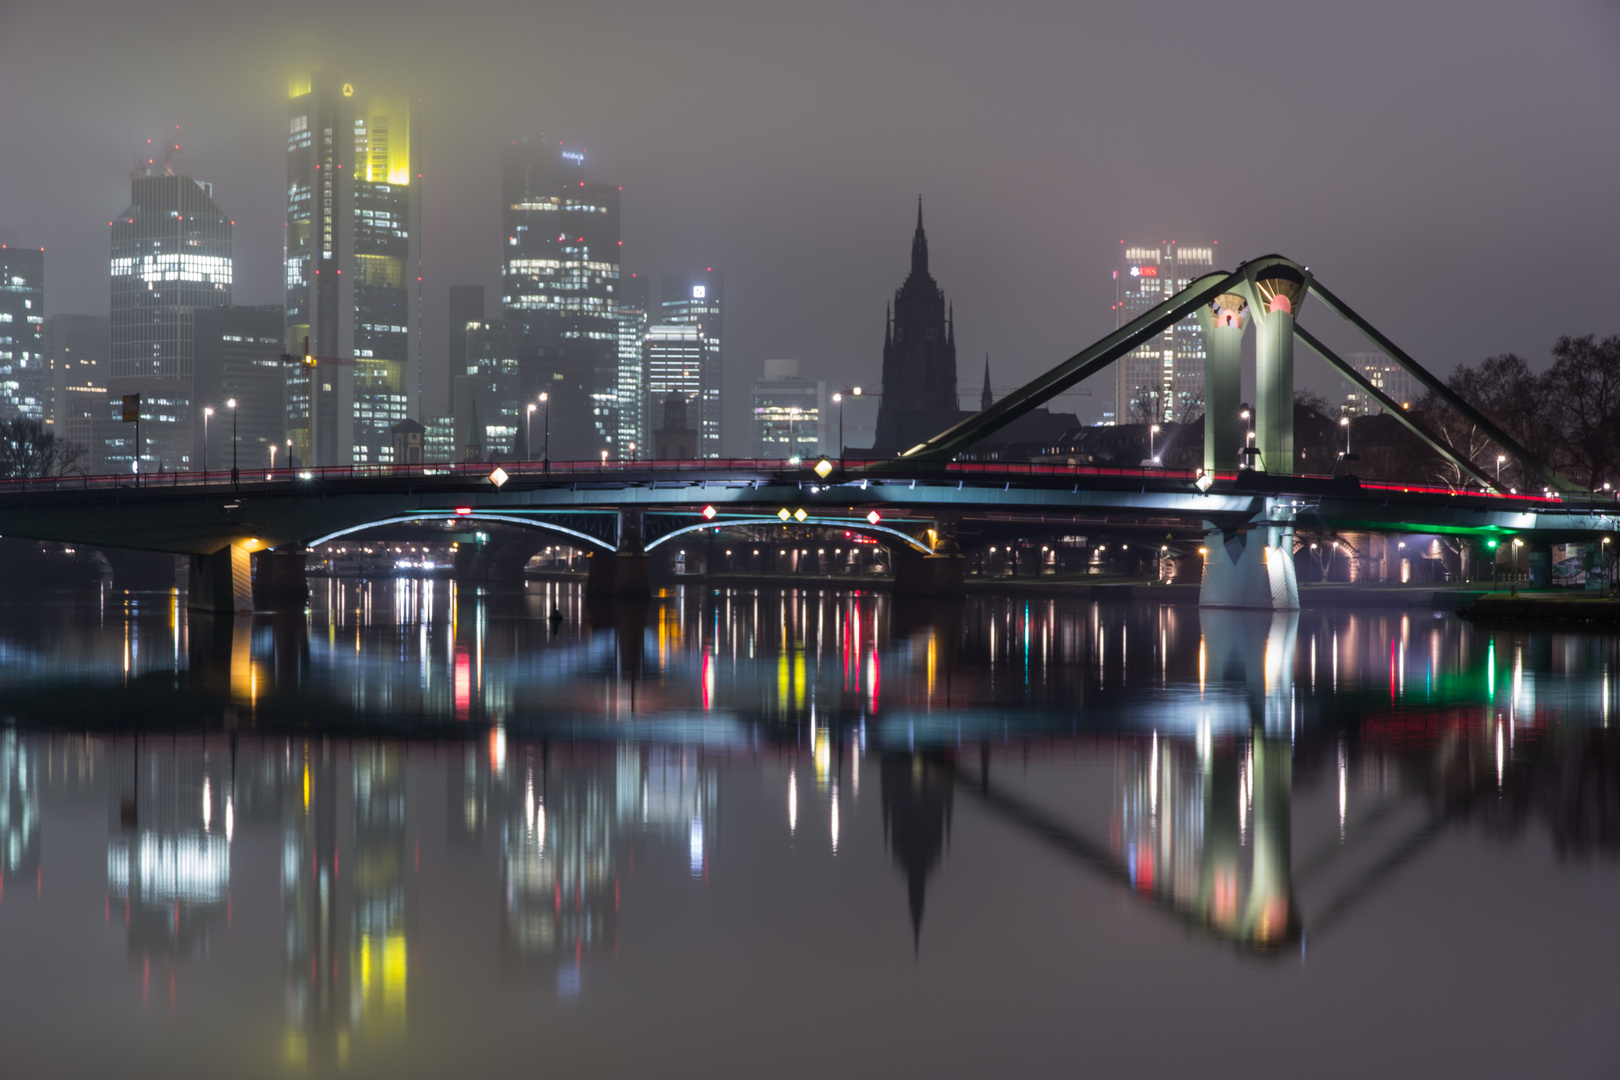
left=0, top=418, right=85, bottom=479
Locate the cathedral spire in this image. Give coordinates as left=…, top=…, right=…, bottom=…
left=947, top=302, right=954, bottom=346
left=885, top=301, right=892, bottom=347
left=911, top=196, right=928, bottom=276
left=981, top=354, right=993, bottom=411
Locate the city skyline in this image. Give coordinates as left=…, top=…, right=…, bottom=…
left=5, top=0, right=1616, bottom=452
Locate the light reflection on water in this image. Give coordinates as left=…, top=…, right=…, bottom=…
left=0, top=581, right=1617, bottom=1077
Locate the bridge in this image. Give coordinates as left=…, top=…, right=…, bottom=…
left=0, top=254, right=1612, bottom=611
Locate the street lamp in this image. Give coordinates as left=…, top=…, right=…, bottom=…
left=786, top=406, right=802, bottom=464
left=526, top=402, right=537, bottom=463
left=1497, top=454, right=1506, bottom=483
left=202, top=406, right=214, bottom=474
left=227, top=398, right=238, bottom=485
left=1512, top=537, right=1523, bottom=595
left=1340, top=415, right=1351, bottom=456
left=539, top=393, right=550, bottom=473
left=1149, top=423, right=1160, bottom=465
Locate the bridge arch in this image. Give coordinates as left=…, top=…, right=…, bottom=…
left=304, top=512, right=617, bottom=552
left=643, top=518, right=933, bottom=555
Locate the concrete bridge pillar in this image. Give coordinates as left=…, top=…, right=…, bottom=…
left=253, top=546, right=309, bottom=607
left=1196, top=294, right=1249, bottom=474
left=1527, top=543, right=1552, bottom=589
left=1199, top=500, right=1299, bottom=610
left=189, top=542, right=253, bottom=614
left=587, top=508, right=650, bottom=596
left=892, top=518, right=964, bottom=595
left=1250, top=268, right=1309, bottom=474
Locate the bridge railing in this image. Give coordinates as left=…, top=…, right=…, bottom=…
left=0, top=457, right=1584, bottom=507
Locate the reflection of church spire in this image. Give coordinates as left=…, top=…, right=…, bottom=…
left=980, top=354, right=992, bottom=411
left=878, top=752, right=953, bottom=950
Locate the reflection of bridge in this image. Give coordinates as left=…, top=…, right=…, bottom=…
left=0, top=254, right=1614, bottom=611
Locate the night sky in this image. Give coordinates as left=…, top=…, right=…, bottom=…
left=2, top=0, right=1617, bottom=445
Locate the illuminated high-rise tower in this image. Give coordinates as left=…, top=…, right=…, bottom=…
left=501, top=138, right=621, bottom=454
left=107, top=144, right=233, bottom=471
left=1113, top=242, right=1212, bottom=425
left=0, top=245, right=45, bottom=421
left=658, top=269, right=722, bottom=457
left=285, top=71, right=421, bottom=466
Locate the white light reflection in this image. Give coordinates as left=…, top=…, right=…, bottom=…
left=1337, top=740, right=1347, bottom=840
left=202, top=776, right=211, bottom=830
left=788, top=769, right=797, bottom=834
left=830, top=776, right=840, bottom=854
left=1496, top=721, right=1505, bottom=788
left=689, top=816, right=704, bottom=876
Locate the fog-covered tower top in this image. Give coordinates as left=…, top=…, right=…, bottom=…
left=110, top=148, right=232, bottom=382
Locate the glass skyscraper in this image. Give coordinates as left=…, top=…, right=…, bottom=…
left=107, top=149, right=233, bottom=471
left=0, top=246, right=45, bottom=422
left=658, top=270, right=722, bottom=457
left=285, top=72, right=421, bottom=466
left=1113, top=243, right=1211, bottom=425
left=501, top=138, right=621, bottom=455
left=615, top=274, right=648, bottom=456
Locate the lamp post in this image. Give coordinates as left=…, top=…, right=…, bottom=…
left=286, top=437, right=293, bottom=471
left=1512, top=537, right=1523, bottom=595
left=202, top=406, right=214, bottom=474
left=1149, top=423, right=1160, bottom=465
left=526, top=402, right=537, bottom=463
left=1497, top=454, right=1506, bottom=483
left=227, top=398, right=238, bottom=485
left=539, top=393, right=550, bottom=473
left=1340, top=415, right=1351, bottom=456
left=269, top=443, right=277, bottom=471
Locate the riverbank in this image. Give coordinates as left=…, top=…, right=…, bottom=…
left=1457, top=591, right=1620, bottom=625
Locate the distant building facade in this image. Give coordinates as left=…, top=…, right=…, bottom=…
left=1340, top=352, right=1414, bottom=416
left=43, top=313, right=108, bottom=456
left=447, top=285, right=484, bottom=404
left=874, top=203, right=958, bottom=452
left=1113, top=242, right=1212, bottom=425
left=653, top=394, right=697, bottom=461
left=0, top=246, right=45, bottom=422
left=108, top=149, right=233, bottom=472
left=192, top=306, right=287, bottom=471
left=285, top=71, right=422, bottom=466
left=658, top=270, right=722, bottom=456
left=752, top=358, right=824, bottom=458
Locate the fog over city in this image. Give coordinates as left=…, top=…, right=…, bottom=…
left=2, top=0, right=1617, bottom=444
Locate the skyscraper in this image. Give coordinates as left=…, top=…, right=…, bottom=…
left=874, top=202, right=957, bottom=452
left=1113, top=242, right=1212, bottom=425
left=658, top=269, right=722, bottom=456
left=643, top=325, right=705, bottom=459
left=0, top=246, right=45, bottom=422
left=42, top=313, right=108, bottom=455
left=615, top=274, right=648, bottom=455
left=500, top=138, right=621, bottom=454
left=285, top=71, right=421, bottom=466
left=192, top=306, right=288, bottom=471
left=447, top=285, right=484, bottom=404
left=108, top=146, right=232, bottom=471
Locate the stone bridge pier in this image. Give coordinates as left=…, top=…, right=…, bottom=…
left=587, top=508, right=650, bottom=596
left=891, top=516, right=965, bottom=595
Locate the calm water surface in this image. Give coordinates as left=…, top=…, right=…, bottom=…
left=0, top=580, right=1616, bottom=1078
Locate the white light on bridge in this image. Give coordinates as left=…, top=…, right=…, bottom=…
left=794, top=509, right=808, bottom=522
left=489, top=467, right=509, bottom=488
left=814, top=458, right=834, bottom=479
left=866, top=510, right=881, bottom=525
left=702, top=505, right=717, bottom=520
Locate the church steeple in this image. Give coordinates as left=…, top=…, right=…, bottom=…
left=910, top=196, right=928, bottom=276
left=980, top=354, right=993, bottom=411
